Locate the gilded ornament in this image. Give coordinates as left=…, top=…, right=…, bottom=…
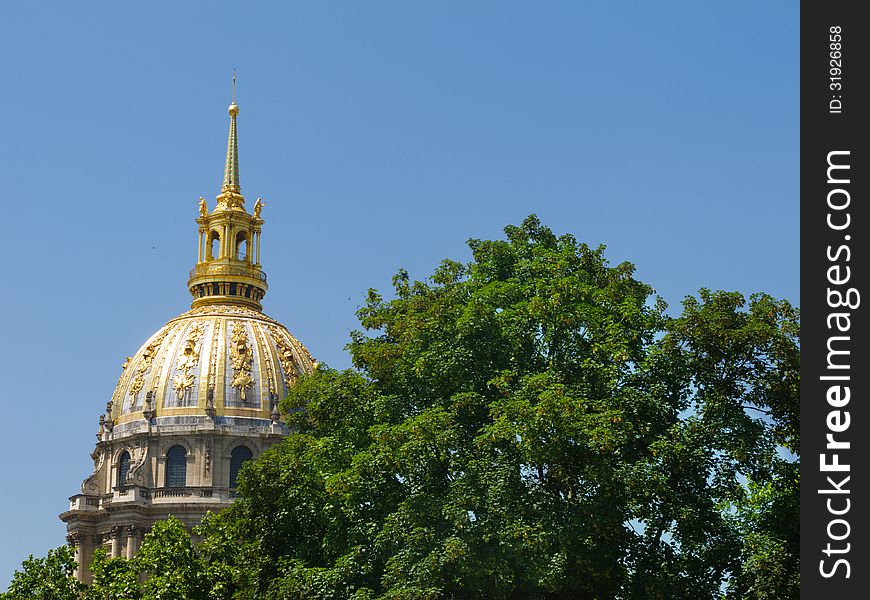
left=268, top=325, right=316, bottom=390
left=172, top=321, right=205, bottom=402
left=253, top=324, right=276, bottom=396
left=207, top=320, right=221, bottom=396
left=129, top=327, right=170, bottom=402
left=112, top=357, right=134, bottom=412
left=268, top=324, right=301, bottom=389
left=175, top=304, right=281, bottom=324
left=229, top=321, right=255, bottom=401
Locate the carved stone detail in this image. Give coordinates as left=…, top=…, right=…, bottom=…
left=142, top=390, right=155, bottom=420
left=82, top=446, right=106, bottom=494
left=270, top=393, right=280, bottom=423
left=126, top=441, right=148, bottom=486
left=104, top=401, right=115, bottom=431
left=205, top=387, right=216, bottom=418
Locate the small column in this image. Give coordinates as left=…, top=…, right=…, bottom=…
left=197, top=231, right=204, bottom=263
left=255, top=231, right=261, bottom=265
left=126, top=526, right=138, bottom=559
left=110, top=526, right=122, bottom=558
left=66, top=532, right=83, bottom=581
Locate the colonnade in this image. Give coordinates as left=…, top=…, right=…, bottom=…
left=67, top=525, right=145, bottom=582
left=197, top=227, right=261, bottom=264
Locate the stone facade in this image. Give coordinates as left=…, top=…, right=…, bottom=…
left=60, top=414, right=286, bottom=582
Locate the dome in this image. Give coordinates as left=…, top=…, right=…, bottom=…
left=109, top=304, right=316, bottom=433
left=61, top=92, right=316, bottom=582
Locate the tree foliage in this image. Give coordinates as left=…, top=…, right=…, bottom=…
left=201, top=215, right=800, bottom=598
left=4, top=216, right=799, bottom=598
left=86, top=549, right=141, bottom=600
left=1, top=547, right=84, bottom=600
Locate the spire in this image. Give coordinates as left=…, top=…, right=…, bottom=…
left=188, top=77, right=268, bottom=310
left=222, top=71, right=241, bottom=195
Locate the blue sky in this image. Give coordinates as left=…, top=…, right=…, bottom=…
left=0, top=1, right=797, bottom=587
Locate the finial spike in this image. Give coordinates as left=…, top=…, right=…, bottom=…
left=222, top=70, right=241, bottom=198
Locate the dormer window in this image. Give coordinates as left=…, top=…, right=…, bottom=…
left=117, top=451, right=130, bottom=488
left=166, top=446, right=187, bottom=488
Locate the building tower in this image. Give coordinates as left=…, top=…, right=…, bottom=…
left=60, top=96, right=316, bottom=582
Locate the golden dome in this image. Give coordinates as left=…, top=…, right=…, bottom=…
left=103, top=91, right=317, bottom=433
left=110, top=305, right=315, bottom=428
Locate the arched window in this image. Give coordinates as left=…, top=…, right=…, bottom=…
left=166, top=445, right=187, bottom=488
left=229, top=446, right=253, bottom=488
left=207, top=231, right=221, bottom=260
left=117, top=451, right=130, bottom=488
left=235, top=231, right=248, bottom=261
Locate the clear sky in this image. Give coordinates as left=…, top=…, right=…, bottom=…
left=0, top=1, right=797, bottom=587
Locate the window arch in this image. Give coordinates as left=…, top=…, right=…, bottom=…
left=207, top=230, right=221, bottom=260
left=229, top=446, right=253, bottom=488
left=235, top=231, right=248, bottom=261
left=117, top=451, right=131, bottom=488
left=165, top=445, right=187, bottom=488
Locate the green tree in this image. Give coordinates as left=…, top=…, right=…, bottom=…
left=85, top=517, right=236, bottom=600
left=86, top=549, right=140, bottom=600
left=1, top=546, right=85, bottom=600
left=728, top=461, right=799, bottom=599
left=636, top=289, right=800, bottom=598
left=199, top=215, right=799, bottom=599
left=5, top=216, right=798, bottom=599
left=134, top=517, right=231, bottom=600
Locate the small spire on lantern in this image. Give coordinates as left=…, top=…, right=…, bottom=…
left=221, top=70, right=242, bottom=200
